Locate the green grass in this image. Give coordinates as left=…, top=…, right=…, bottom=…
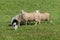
left=0, top=0, right=60, bottom=40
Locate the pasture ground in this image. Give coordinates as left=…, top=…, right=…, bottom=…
left=0, top=0, right=60, bottom=40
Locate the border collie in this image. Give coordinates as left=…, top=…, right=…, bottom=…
left=12, top=19, right=18, bottom=30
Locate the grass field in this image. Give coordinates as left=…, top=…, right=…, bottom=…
left=0, top=0, right=60, bottom=40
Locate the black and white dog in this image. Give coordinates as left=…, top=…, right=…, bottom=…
left=12, top=19, right=18, bottom=30
left=11, top=15, right=19, bottom=30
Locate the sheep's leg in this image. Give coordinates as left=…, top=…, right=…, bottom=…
left=35, top=21, right=38, bottom=26
left=38, top=21, right=41, bottom=24
left=18, top=20, right=21, bottom=26
left=35, top=19, right=38, bottom=25
left=47, top=18, right=50, bottom=23
left=26, top=21, right=27, bottom=25
left=19, top=22, right=20, bottom=26
left=48, top=18, right=52, bottom=23
left=17, top=22, right=19, bottom=29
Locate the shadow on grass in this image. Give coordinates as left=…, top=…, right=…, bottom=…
left=8, top=22, right=35, bottom=26
left=20, top=22, right=35, bottom=26
left=8, top=21, right=54, bottom=27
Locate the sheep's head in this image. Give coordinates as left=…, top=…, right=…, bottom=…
left=21, top=10, right=26, bottom=14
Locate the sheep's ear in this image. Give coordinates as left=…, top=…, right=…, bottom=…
left=35, top=10, right=40, bottom=13
left=20, top=10, right=24, bottom=14
left=21, top=10, right=26, bottom=14
left=21, top=10, right=24, bottom=12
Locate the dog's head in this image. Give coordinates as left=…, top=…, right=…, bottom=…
left=11, top=19, right=19, bottom=30
left=12, top=22, right=18, bottom=30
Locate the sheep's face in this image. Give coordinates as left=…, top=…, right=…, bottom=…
left=21, top=10, right=26, bottom=14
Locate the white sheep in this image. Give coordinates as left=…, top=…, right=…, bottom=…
left=34, top=10, right=50, bottom=23
left=36, top=12, right=50, bottom=23
left=21, top=10, right=41, bottom=25
left=40, top=13, right=50, bottom=21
